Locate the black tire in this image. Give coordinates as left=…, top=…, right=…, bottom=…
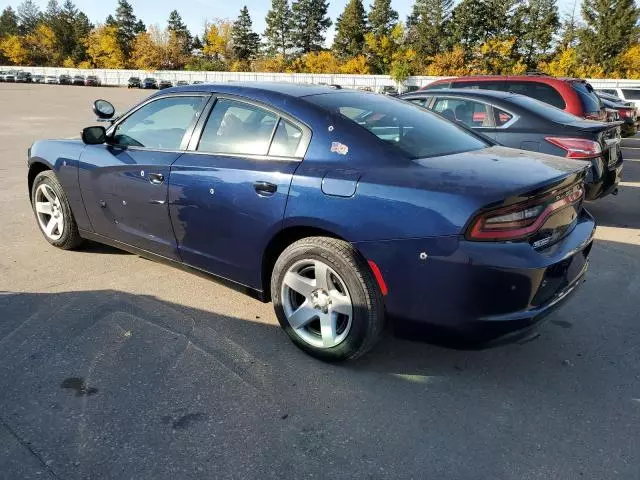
left=31, top=170, right=83, bottom=250
left=271, top=236, right=385, bottom=361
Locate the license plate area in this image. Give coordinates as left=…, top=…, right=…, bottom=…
left=607, top=140, right=620, bottom=166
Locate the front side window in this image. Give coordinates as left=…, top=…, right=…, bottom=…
left=307, top=92, right=489, bottom=159
left=197, top=99, right=279, bottom=156
left=113, top=96, right=205, bottom=149
left=432, top=97, right=492, bottom=128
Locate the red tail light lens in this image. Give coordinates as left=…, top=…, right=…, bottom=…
left=545, top=137, right=602, bottom=159
left=467, top=185, right=584, bottom=241
left=619, top=109, right=633, bottom=118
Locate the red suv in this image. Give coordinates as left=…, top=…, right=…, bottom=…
left=422, top=75, right=606, bottom=121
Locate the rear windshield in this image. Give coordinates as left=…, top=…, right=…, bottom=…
left=622, top=89, right=640, bottom=100
left=572, top=82, right=602, bottom=114
left=306, top=92, right=489, bottom=159
left=509, top=95, right=582, bottom=123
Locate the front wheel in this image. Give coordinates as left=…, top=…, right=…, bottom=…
left=31, top=170, right=83, bottom=250
left=271, top=237, right=385, bottom=361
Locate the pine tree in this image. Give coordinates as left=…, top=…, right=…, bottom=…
left=333, top=0, right=368, bottom=58
left=448, top=0, right=518, bottom=49
left=558, top=2, right=580, bottom=50
left=114, top=0, right=145, bottom=58
left=406, top=0, right=453, bottom=57
left=264, top=0, right=293, bottom=56
left=578, top=0, right=639, bottom=73
left=367, top=0, right=398, bottom=37
left=231, top=6, right=260, bottom=61
left=191, top=35, right=203, bottom=52
left=168, top=10, right=192, bottom=52
left=17, top=0, right=42, bottom=35
left=513, top=0, right=559, bottom=68
left=291, top=0, right=332, bottom=53
left=0, top=7, right=19, bottom=37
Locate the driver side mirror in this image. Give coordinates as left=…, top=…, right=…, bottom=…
left=82, top=126, right=106, bottom=145
left=93, top=99, right=115, bottom=119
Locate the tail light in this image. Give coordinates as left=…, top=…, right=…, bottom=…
left=545, top=137, right=602, bottom=159
left=619, top=108, right=633, bottom=118
left=467, top=185, right=584, bottom=241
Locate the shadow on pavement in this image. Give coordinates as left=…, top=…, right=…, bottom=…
left=587, top=159, right=640, bottom=228
left=0, top=240, right=639, bottom=480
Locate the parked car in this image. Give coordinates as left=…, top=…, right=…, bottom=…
left=423, top=74, right=607, bottom=121
left=192, top=80, right=204, bottom=85
left=401, top=88, right=623, bottom=200
left=27, top=84, right=595, bottom=361
left=72, top=75, right=86, bottom=86
left=15, top=71, right=32, bottom=83
left=596, top=91, right=638, bottom=137
left=142, top=77, right=158, bottom=89
left=158, top=79, right=173, bottom=89
left=378, top=85, right=398, bottom=96
left=85, top=75, right=101, bottom=86
left=58, top=74, right=72, bottom=85
left=45, top=75, right=58, bottom=85
left=4, top=71, right=16, bottom=82
left=128, top=77, right=142, bottom=88
left=175, top=80, right=189, bottom=86
left=596, top=87, right=640, bottom=114
left=33, top=74, right=45, bottom=84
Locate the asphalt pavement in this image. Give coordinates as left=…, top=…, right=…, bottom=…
left=1, top=84, right=639, bottom=480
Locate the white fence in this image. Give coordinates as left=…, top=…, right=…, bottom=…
left=2, top=65, right=640, bottom=89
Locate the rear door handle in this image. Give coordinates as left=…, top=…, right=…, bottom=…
left=254, top=181, right=277, bottom=195
left=149, top=173, right=164, bottom=185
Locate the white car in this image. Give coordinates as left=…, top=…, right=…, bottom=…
left=596, top=87, right=640, bottom=114
left=45, top=75, right=58, bottom=85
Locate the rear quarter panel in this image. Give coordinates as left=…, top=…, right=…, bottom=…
left=29, top=139, right=92, bottom=231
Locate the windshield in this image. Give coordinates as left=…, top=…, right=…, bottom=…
left=306, top=92, right=489, bottom=159
left=622, top=89, right=640, bottom=100
left=509, top=95, right=583, bottom=123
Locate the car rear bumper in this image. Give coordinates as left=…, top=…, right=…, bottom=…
left=584, top=153, right=623, bottom=200
left=355, top=209, right=596, bottom=344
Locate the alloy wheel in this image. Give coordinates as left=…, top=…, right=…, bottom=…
left=35, top=184, right=64, bottom=241
left=281, top=259, right=353, bottom=349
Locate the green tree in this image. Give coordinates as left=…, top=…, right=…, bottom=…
left=191, top=34, right=203, bottom=52
left=167, top=9, right=192, bottom=52
left=333, top=0, right=368, bottom=58
left=0, top=7, right=19, bottom=37
left=557, top=4, right=581, bottom=50
left=449, top=0, right=519, bottom=49
left=17, top=0, right=42, bottom=35
left=231, top=6, right=260, bottom=61
left=406, top=0, right=453, bottom=57
left=367, top=0, right=398, bottom=37
left=264, top=0, right=293, bottom=57
left=578, top=0, right=639, bottom=73
left=513, top=0, right=559, bottom=67
left=114, top=0, right=145, bottom=59
left=291, top=0, right=332, bottom=53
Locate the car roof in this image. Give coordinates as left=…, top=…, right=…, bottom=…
left=428, top=75, right=585, bottom=86
left=403, top=88, right=516, bottom=100
left=163, top=82, right=352, bottom=98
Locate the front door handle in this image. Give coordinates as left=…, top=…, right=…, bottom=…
left=149, top=173, right=164, bottom=185
left=253, top=181, right=277, bottom=195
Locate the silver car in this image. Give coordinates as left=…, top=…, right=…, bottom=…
left=45, top=75, right=58, bottom=85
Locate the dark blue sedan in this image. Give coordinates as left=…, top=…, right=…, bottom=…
left=27, top=83, right=595, bottom=361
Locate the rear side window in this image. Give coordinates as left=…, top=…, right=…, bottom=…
left=198, top=99, right=278, bottom=155
left=622, top=89, right=640, bottom=100
left=306, top=92, right=489, bottom=159
left=504, top=81, right=566, bottom=109
left=572, top=82, right=602, bottom=114
left=494, top=107, right=514, bottom=127
left=269, top=119, right=303, bottom=157
left=432, top=97, right=492, bottom=128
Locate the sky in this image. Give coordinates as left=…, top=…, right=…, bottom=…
left=16, top=0, right=579, bottom=42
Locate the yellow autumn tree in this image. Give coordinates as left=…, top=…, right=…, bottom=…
left=203, top=19, right=232, bottom=62
left=339, top=55, right=370, bottom=74
left=614, top=44, right=640, bottom=79
left=0, top=35, right=28, bottom=65
left=425, top=46, right=471, bottom=76
left=253, top=54, right=289, bottom=72
left=365, top=23, right=405, bottom=74
left=475, top=38, right=526, bottom=75
left=24, top=24, right=60, bottom=66
left=537, top=47, right=605, bottom=78
left=291, top=51, right=341, bottom=73
left=85, top=24, right=125, bottom=69
left=131, top=30, right=159, bottom=70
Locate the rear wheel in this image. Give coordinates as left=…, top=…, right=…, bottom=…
left=31, top=170, right=83, bottom=250
left=271, top=237, right=385, bottom=361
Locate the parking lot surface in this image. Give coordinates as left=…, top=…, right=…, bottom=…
left=1, top=84, right=639, bottom=479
